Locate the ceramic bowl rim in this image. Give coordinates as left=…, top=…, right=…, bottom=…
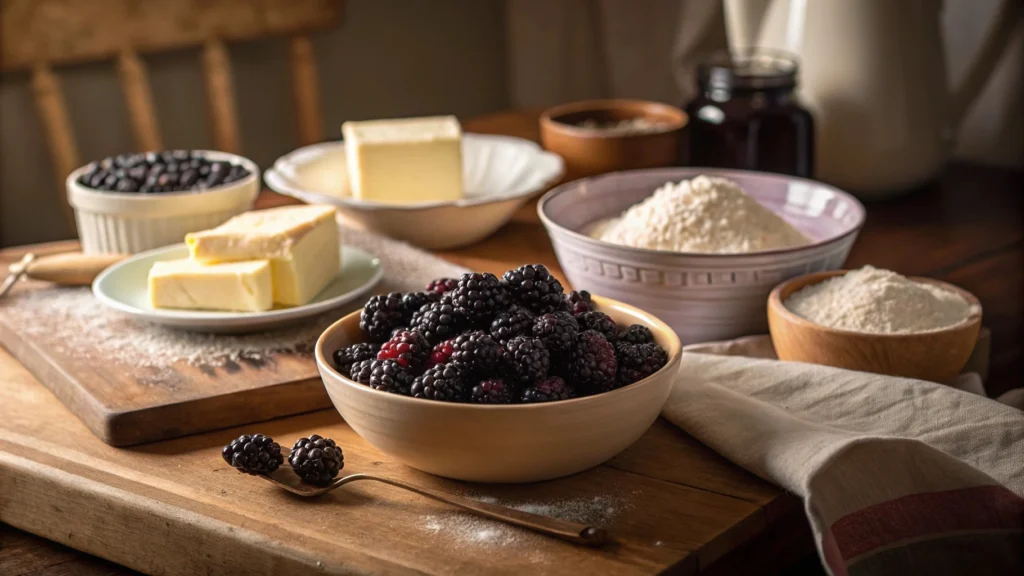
left=768, top=269, right=983, bottom=339
left=314, top=294, right=682, bottom=412
left=66, top=150, right=260, bottom=201
left=537, top=166, right=867, bottom=259
left=265, top=133, right=565, bottom=211
left=540, top=98, right=688, bottom=139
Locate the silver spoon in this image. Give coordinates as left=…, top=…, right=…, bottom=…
left=258, top=472, right=610, bottom=547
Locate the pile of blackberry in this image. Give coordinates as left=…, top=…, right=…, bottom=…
left=333, top=265, right=669, bottom=404
left=77, top=150, right=251, bottom=194
left=223, top=432, right=344, bottom=486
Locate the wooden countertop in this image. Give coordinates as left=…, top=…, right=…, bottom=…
left=1, top=109, right=1021, bottom=576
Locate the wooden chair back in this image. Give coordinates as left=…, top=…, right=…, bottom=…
left=0, top=0, right=343, bottom=227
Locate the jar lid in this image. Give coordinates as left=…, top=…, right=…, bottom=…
left=698, top=49, right=798, bottom=91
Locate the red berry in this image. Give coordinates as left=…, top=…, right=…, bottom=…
left=377, top=330, right=430, bottom=370
left=427, top=339, right=456, bottom=368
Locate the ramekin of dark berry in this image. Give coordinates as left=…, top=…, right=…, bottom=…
left=314, top=264, right=681, bottom=483
left=67, top=150, right=259, bottom=254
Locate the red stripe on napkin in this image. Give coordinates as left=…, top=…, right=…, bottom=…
left=829, top=485, right=1024, bottom=560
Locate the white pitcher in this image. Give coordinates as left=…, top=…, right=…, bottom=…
left=721, top=0, right=1019, bottom=197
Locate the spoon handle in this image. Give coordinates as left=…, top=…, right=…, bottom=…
left=346, top=473, right=609, bottom=547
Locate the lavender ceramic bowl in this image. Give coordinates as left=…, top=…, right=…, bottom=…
left=538, top=168, right=866, bottom=344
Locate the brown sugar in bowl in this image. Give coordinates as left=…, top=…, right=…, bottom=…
left=315, top=295, right=681, bottom=483
left=540, top=99, right=687, bottom=180
left=768, top=270, right=983, bottom=383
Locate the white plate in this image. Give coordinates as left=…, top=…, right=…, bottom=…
left=263, top=134, right=565, bottom=249
left=92, top=244, right=383, bottom=333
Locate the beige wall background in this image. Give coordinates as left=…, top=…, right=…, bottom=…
left=1, top=0, right=1021, bottom=248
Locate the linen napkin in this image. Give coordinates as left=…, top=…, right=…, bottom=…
left=662, top=335, right=1024, bottom=576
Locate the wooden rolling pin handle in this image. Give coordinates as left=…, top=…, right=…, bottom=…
left=23, top=253, right=127, bottom=285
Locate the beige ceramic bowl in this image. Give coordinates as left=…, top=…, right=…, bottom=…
left=768, top=270, right=983, bottom=382
left=315, top=295, right=681, bottom=483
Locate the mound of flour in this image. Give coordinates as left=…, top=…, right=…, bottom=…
left=785, top=266, right=975, bottom=333
left=593, top=175, right=809, bottom=253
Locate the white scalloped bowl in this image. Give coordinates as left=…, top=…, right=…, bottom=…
left=265, top=134, right=564, bottom=249
left=539, top=168, right=866, bottom=344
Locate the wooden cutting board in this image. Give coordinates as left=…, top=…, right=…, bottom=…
left=0, top=243, right=342, bottom=446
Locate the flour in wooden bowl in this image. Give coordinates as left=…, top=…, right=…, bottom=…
left=592, top=175, right=809, bottom=253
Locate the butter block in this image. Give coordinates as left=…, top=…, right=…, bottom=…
left=342, top=115, right=463, bottom=204
left=185, top=205, right=340, bottom=306
left=148, top=259, right=273, bottom=312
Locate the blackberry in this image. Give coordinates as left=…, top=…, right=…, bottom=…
left=332, top=342, right=380, bottom=375
left=470, top=378, right=516, bottom=404
left=502, top=264, right=564, bottom=314
left=368, top=359, right=414, bottom=394
left=450, top=272, right=510, bottom=325
left=489, top=307, right=535, bottom=345
left=451, top=331, right=506, bottom=375
left=427, top=339, right=456, bottom=368
left=577, top=311, right=618, bottom=342
left=402, top=292, right=440, bottom=316
left=531, top=312, right=579, bottom=356
left=568, top=330, right=618, bottom=394
left=618, top=324, right=655, bottom=345
left=76, top=150, right=250, bottom=193
left=222, top=434, right=283, bottom=475
left=563, top=290, right=594, bottom=315
left=349, top=359, right=374, bottom=384
left=411, top=363, right=469, bottom=402
left=425, top=277, right=459, bottom=296
left=377, top=330, right=431, bottom=370
left=616, top=342, right=669, bottom=386
left=289, top=435, right=344, bottom=486
left=360, top=292, right=408, bottom=341
left=410, top=297, right=464, bottom=344
left=505, top=336, right=550, bottom=385
left=520, top=376, right=576, bottom=403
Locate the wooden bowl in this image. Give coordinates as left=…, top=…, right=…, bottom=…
left=768, top=271, right=982, bottom=382
left=539, top=99, right=687, bottom=180
left=314, top=295, right=682, bottom=483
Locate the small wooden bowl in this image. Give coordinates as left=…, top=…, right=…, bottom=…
left=768, top=270, right=982, bottom=383
left=539, top=99, right=687, bottom=180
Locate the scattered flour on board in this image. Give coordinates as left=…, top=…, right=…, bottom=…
left=419, top=494, right=631, bottom=551
left=591, top=175, right=810, bottom=253
left=784, top=265, right=977, bottom=334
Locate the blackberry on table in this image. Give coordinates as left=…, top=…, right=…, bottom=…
left=377, top=330, right=431, bottom=370
left=289, top=435, right=344, bottom=486
left=411, top=363, right=469, bottom=402
left=567, top=330, right=618, bottom=394
left=470, top=378, right=515, bottom=404
left=489, top=307, right=535, bottom=345
left=616, top=342, right=669, bottom=386
left=425, top=278, right=459, bottom=296
left=502, top=264, right=564, bottom=314
left=520, top=376, right=576, bottom=403
left=577, top=311, right=618, bottom=343
left=451, top=330, right=506, bottom=375
left=450, top=272, right=510, bottom=325
left=618, top=324, right=655, bottom=345
left=349, top=359, right=374, bottom=384
left=402, top=291, right=440, bottom=316
left=531, top=313, right=578, bottom=356
left=410, top=296, right=464, bottom=344
left=222, top=434, right=283, bottom=475
left=332, top=342, right=380, bottom=375
left=427, top=339, right=456, bottom=368
left=367, top=359, right=414, bottom=395
left=505, top=336, right=551, bottom=385
left=563, top=290, right=594, bottom=315
left=360, top=292, right=408, bottom=341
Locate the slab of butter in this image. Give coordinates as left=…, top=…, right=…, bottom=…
left=149, top=259, right=273, bottom=312
left=341, top=115, right=463, bottom=204
left=185, top=205, right=340, bottom=306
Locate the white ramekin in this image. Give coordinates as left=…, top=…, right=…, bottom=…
left=67, top=151, right=260, bottom=254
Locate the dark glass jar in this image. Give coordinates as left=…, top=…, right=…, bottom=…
left=681, top=50, right=814, bottom=178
